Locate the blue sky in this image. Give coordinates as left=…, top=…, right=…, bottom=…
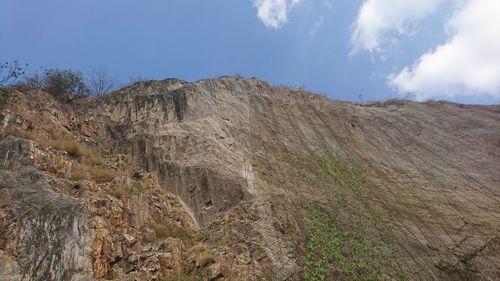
left=1, top=0, right=499, bottom=104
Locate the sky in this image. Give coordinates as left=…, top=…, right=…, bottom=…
left=1, top=0, right=499, bottom=104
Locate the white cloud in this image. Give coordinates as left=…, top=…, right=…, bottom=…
left=323, top=0, right=333, bottom=9
left=350, top=0, right=443, bottom=53
left=389, top=0, right=500, bottom=100
left=310, top=16, right=325, bottom=36
left=253, top=0, right=303, bottom=29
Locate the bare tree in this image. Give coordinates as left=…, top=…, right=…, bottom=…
left=0, top=60, right=28, bottom=86
left=87, top=66, right=115, bottom=97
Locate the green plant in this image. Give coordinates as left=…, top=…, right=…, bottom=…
left=299, top=145, right=407, bottom=281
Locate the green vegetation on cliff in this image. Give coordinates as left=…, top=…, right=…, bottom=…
left=299, top=146, right=407, bottom=281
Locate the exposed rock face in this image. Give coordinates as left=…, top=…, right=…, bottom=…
left=97, top=79, right=254, bottom=226
left=0, top=167, right=92, bottom=281
left=0, top=77, right=499, bottom=280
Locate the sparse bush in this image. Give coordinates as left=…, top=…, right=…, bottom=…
left=44, top=69, right=89, bottom=96
left=21, top=68, right=89, bottom=97
left=0, top=60, right=28, bottom=86
left=20, top=71, right=46, bottom=90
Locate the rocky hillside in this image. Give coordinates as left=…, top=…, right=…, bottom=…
left=0, top=77, right=499, bottom=281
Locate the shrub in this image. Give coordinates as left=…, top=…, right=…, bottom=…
left=21, top=68, right=89, bottom=97
left=44, top=69, right=89, bottom=96
left=20, top=72, right=46, bottom=90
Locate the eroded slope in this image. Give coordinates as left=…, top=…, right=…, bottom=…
left=0, top=77, right=499, bottom=280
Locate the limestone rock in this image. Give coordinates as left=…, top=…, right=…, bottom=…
left=0, top=78, right=499, bottom=280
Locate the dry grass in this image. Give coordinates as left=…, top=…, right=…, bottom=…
left=2, top=127, right=43, bottom=143
left=0, top=197, right=10, bottom=208
left=160, top=272, right=197, bottom=281
left=109, top=180, right=144, bottom=198
left=147, top=217, right=193, bottom=241
left=3, top=127, right=100, bottom=162
left=365, top=99, right=408, bottom=107
left=196, top=251, right=216, bottom=268
left=189, top=243, right=216, bottom=268
left=189, top=243, right=208, bottom=254
left=157, top=244, right=217, bottom=280
left=68, top=163, right=125, bottom=183
left=50, top=139, right=98, bottom=160
left=3, top=127, right=123, bottom=183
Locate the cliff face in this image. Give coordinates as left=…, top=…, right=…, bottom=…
left=0, top=77, right=499, bottom=280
